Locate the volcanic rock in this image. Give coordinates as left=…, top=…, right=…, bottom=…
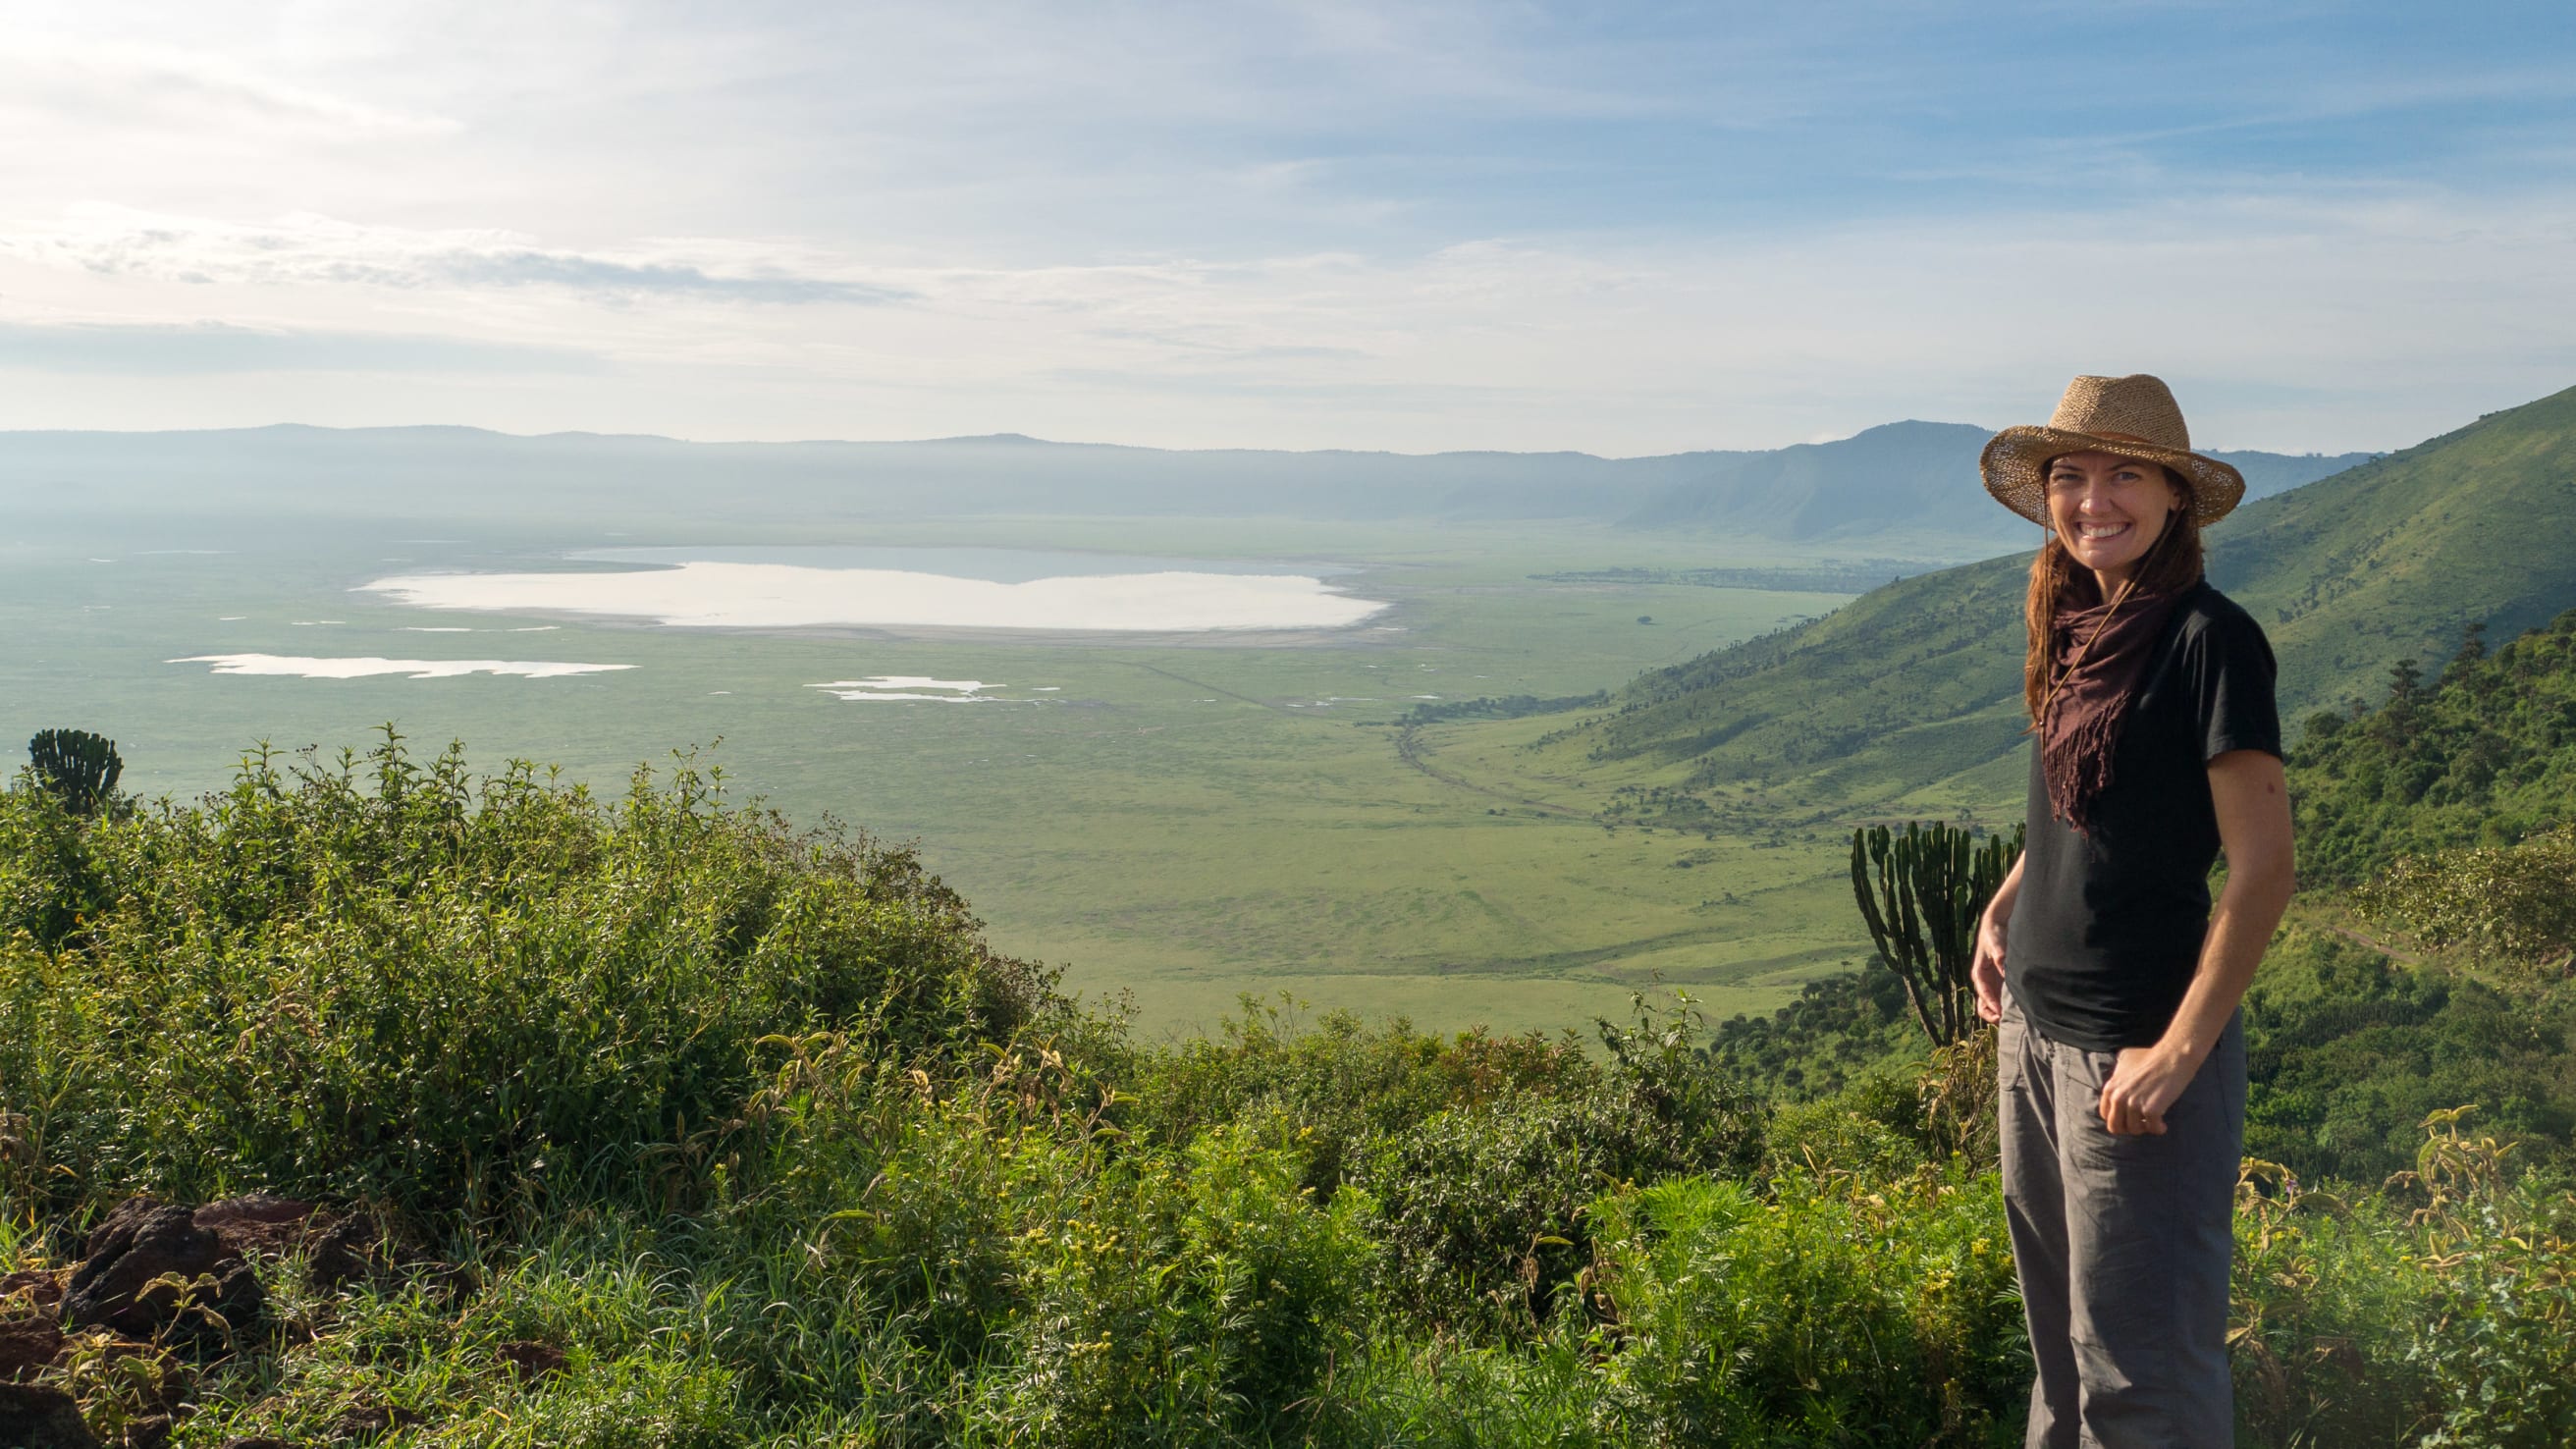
left=0, top=1380, right=99, bottom=1448
left=304, top=1215, right=378, bottom=1292
left=0, top=1315, right=65, bottom=1381
left=497, top=1339, right=565, bottom=1381
left=62, top=1202, right=262, bottom=1345
left=192, top=1195, right=316, bottom=1258
left=0, top=1268, right=65, bottom=1312
left=333, top=1403, right=424, bottom=1440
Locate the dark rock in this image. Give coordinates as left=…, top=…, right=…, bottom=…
left=0, top=1315, right=65, bottom=1381
left=0, top=1269, right=65, bottom=1312
left=305, top=1217, right=377, bottom=1292
left=496, top=1339, right=565, bottom=1381
left=0, top=1381, right=100, bottom=1448
left=332, top=1404, right=424, bottom=1441
left=62, top=1204, right=262, bottom=1346
left=193, top=1196, right=316, bottom=1258
left=125, top=1412, right=174, bottom=1449
left=80, top=1199, right=166, bottom=1262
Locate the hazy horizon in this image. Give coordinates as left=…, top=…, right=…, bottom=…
left=6, top=4, right=2571, bottom=456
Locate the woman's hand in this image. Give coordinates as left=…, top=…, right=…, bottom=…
left=1972, top=854, right=2024, bottom=1025
left=2098, top=1045, right=2195, bottom=1135
left=1971, top=904, right=2009, bottom=1024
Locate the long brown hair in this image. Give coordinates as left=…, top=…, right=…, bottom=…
left=2021, top=464, right=2206, bottom=724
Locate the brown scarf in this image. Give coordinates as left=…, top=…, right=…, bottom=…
left=2041, top=574, right=2186, bottom=833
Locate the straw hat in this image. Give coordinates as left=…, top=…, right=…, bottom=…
left=1980, top=374, right=2246, bottom=527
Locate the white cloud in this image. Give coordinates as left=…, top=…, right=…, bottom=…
left=0, top=39, right=457, bottom=140
left=0, top=3, right=2567, bottom=452
left=0, top=207, right=902, bottom=304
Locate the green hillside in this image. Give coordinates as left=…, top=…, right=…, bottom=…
left=2289, top=605, right=2576, bottom=886
left=1549, top=382, right=2576, bottom=806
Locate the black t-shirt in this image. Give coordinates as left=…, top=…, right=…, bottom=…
left=2005, top=581, right=2281, bottom=1050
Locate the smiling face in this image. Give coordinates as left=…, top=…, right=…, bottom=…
left=2046, top=451, right=2183, bottom=589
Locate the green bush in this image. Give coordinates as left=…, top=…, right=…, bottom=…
left=970, top=1123, right=1378, bottom=1446
left=2358, top=826, right=2576, bottom=969
left=0, top=732, right=1048, bottom=1216
left=1581, top=1167, right=2026, bottom=1447
left=2228, top=1162, right=2440, bottom=1445
left=2404, top=1114, right=2576, bottom=1449
left=1126, top=995, right=1603, bottom=1202
left=2289, top=609, right=2576, bottom=887
left=2241, top=929, right=2576, bottom=1187
left=1353, top=1001, right=1764, bottom=1331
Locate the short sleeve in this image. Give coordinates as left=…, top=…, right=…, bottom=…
left=2188, top=606, right=2281, bottom=762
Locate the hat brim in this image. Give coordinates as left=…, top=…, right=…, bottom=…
left=1979, top=426, right=2246, bottom=529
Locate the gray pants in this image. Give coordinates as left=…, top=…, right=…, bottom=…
left=1999, top=994, right=2245, bottom=1448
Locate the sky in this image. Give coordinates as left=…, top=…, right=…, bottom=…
left=3, top=1, right=2573, bottom=455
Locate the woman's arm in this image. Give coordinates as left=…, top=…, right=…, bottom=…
left=1972, top=852, right=2027, bottom=1024
left=2096, top=748, right=2296, bottom=1135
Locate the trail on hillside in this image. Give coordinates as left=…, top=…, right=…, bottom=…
left=1392, top=724, right=1592, bottom=819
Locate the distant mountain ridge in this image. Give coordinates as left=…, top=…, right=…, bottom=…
left=1620, top=419, right=2367, bottom=548
left=0, top=420, right=2364, bottom=557
left=1550, top=383, right=2576, bottom=804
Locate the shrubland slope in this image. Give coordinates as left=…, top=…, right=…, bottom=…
left=2289, top=605, right=2576, bottom=886
left=1551, top=383, right=2576, bottom=804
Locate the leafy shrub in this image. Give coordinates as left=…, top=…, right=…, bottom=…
left=0, top=732, right=1049, bottom=1216
left=2358, top=826, right=2576, bottom=969
left=2290, top=609, right=2576, bottom=886
left=2228, top=1160, right=2440, bottom=1445
left=971, top=1124, right=1378, bottom=1446
left=1581, top=1167, right=2025, bottom=1447
left=1703, top=964, right=1918, bottom=1101
left=2404, top=1111, right=2576, bottom=1449
left=1126, top=995, right=1599, bottom=1201
left=1354, top=1000, right=1764, bottom=1331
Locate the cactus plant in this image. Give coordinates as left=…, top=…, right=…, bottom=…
left=1849, top=820, right=2024, bottom=1046
left=27, top=728, right=123, bottom=818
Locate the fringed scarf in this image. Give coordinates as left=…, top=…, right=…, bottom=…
left=2041, top=574, right=2186, bottom=833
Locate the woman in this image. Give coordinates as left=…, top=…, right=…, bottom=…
left=1967, top=374, right=2296, bottom=1448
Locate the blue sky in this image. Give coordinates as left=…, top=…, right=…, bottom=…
left=2, top=1, right=2571, bottom=452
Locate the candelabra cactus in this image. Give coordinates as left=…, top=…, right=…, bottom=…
left=27, top=728, right=123, bottom=818
left=1849, top=820, right=2024, bottom=1046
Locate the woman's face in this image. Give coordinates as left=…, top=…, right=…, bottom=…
left=2046, top=451, right=2181, bottom=585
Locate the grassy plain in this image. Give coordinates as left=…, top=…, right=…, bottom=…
left=0, top=512, right=1927, bottom=1038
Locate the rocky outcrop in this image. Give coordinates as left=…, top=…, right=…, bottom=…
left=4, top=1193, right=403, bottom=1446
left=0, top=1315, right=66, bottom=1381
left=61, top=1202, right=263, bottom=1346
left=0, top=1381, right=100, bottom=1448
left=0, top=1267, right=66, bottom=1312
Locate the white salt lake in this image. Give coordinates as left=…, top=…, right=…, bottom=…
left=810, top=676, right=1011, bottom=703
left=358, top=545, right=1386, bottom=633
left=173, top=655, right=632, bottom=680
